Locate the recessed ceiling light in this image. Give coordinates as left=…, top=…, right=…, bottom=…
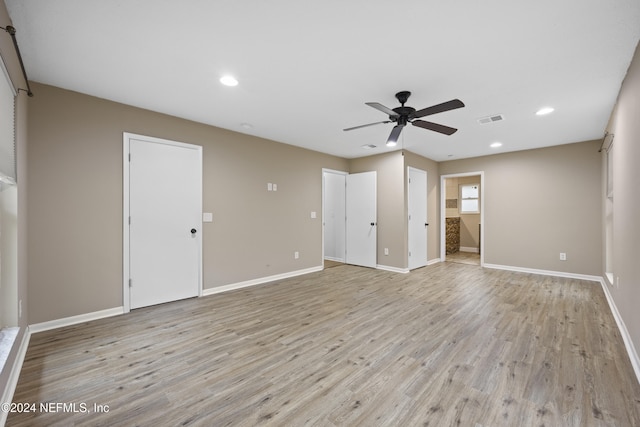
left=536, top=107, right=554, bottom=116
left=220, top=75, right=239, bottom=87
left=361, top=144, right=376, bottom=149
left=490, top=142, right=503, bottom=148
left=240, top=122, right=253, bottom=129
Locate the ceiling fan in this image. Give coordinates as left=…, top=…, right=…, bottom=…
left=344, top=91, right=465, bottom=146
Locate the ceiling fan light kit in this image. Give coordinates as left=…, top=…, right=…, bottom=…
left=344, top=91, right=465, bottom=146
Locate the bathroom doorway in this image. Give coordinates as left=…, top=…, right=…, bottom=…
left=440, top=172, right=484, bottom=266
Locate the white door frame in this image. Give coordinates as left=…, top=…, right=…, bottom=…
left=440, top=171, right=484, bottom=266
left=123, top=132, right=203, bottom=313
left=408, top=167, right=428, bottom=270
left=322, top=168, right=348, bottom=266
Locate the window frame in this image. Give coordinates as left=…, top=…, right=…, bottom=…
left=459, top=183, right=480, bottom=214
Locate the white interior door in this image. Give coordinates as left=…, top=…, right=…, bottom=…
left=346, top=171, right=377, bottom=268
left=323, top=171, right=346, bottom=262
left=408, top=167, right=427, bottom=270
left=125, top=134, right=202, bottom=310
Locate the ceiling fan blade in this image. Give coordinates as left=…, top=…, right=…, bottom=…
left=343, top=120, right=392, bottom=131
left=366, top=102, right=400, bottom=117
left=387, top=124, right=404, bottom=144
left=412, top=99, right=465, bottom=118
left=412, top=120, right=458, bottom=135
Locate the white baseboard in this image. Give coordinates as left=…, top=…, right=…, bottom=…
left=378, top=259, right=441, bottom=273
left=203, top=266, right=324, bottom=296
left=1, top=328, right=30, bottom=426
left=376, top=264, right=410, bottom=274
left=324, top=256, right=345, bottom=263
left=483, top=263, right=601, bottom=282
left=459, top=247, right=479, bottom=253
left=29, top=307, right=125, bottom=334
left=598, top=276, right=640, bottom=386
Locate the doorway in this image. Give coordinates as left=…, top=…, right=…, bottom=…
left=322, top=169, right=377, bottom=269
left=440, top=172, right=484, bottom=266
left=123, top=133, right=203, bottom=311
left=322, top=170, right=347, bottom=264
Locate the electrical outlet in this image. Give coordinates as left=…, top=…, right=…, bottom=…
left=294, top=251, right=299, bottom=259
left=384, top=248, right=389, bottom=256
left=559, top=252, right=567, bottom=261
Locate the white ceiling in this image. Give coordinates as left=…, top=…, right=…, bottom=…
left=5, top=0, right=640, bottom=161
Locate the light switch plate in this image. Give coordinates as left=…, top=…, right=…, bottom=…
left=203, top=212, right=213, bottom=222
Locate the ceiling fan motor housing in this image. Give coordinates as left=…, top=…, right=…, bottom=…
left=395, top=91, right=411, bottom=105
left=392, top=106, right=416, bottom=123
left=393, top=91, right=415, bottom=124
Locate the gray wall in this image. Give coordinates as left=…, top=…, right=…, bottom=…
left=604, top=40, right=640, bottom=367
left=440, top=140, right=602, bottom=276
left=27, top=82, right=348, bottom=324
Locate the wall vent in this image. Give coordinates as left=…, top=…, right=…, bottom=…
left=477, top=114, right=505, bottom=125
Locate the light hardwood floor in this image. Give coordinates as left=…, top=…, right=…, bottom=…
left=7, top=263, right=640, bottom=426
left=446, top=251, right=481, bottom=266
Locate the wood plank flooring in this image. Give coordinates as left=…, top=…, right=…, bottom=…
left=446, top=251, right=481, bottom=266
left=7, top=263, right=640, bottom=426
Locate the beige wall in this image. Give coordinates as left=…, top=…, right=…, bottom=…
left=604, top=41, right=640, bottom=369
left=0, top=0, right=29, bottom=405
left=27, top=82, right=347, bottom=324
left=440, top=140, right=602, bottom=275
left=445, top=177, right=459, bottom=218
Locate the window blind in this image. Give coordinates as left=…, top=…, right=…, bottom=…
left=0, top=54, right=16, bottom=183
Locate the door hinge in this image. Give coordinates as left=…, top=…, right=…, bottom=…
left=128, top=278, right=132, bottom=288
left=128, top=153, right=131, bottom=162
left=128, top=216, right=131, bottom=225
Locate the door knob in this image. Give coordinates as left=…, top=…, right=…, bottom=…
left=425, top=223, right=429, bottom=227
left=190, top=228, right=197, bottom=234
left=370, top=222, right=375, bottom=226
